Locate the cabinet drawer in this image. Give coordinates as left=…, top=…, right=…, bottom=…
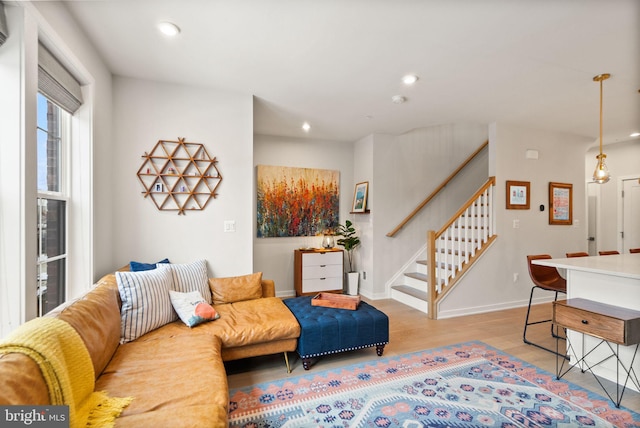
left=302, top=277, right=342, bottom=293
left=302, top=252, right=342, bottom=267
left=554, top=304, right=626, bottom=344
left=303, top=264, right=343, bottom=280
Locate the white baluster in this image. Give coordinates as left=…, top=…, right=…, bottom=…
left=483, top=189, right=489, bottom=243
left=488, top=185, right=494, bottom=237
left=464, top=207, right=469, bottom=264
left=471, top=198, right=476, bottom=254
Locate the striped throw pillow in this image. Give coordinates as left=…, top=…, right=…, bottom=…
left=116, top=268, right=177, bottom=343
left=157, top=259, right=212, bottom=304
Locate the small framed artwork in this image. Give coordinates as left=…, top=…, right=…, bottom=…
left=351, top=181, right=369, bottom=213
left=505, top=180, right=530, bottom=210
left=154, top=182, right=164, bottom=192
left=549, top=182, right=572, bottom=225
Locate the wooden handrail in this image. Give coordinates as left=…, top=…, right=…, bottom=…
left=386, top=140, right=488, bottom=237
left=436, top=176, right=495, bottom=236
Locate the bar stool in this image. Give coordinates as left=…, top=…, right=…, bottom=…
left=630, top=248, right=640, bottom=254
left=598, top=250, right=620, bottom=256
left=524, top=254, right=567, bottom=357
left=566, top=252, right=589, bottom=258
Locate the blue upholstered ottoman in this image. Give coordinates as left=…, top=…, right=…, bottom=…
left=283, top=295, right=389, bottom=370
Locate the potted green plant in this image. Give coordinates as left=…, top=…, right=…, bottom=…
left=336, top=219, right=360, bottom=295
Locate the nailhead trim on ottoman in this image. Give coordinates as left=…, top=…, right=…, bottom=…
left=283, top=295, right=389, bottom=370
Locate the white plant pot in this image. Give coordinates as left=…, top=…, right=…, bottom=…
left=346, top=272, right=359, bottom=295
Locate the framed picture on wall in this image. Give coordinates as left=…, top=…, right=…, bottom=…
left=505, top=180, right=530, bottom=210
left=351, top=182, right=369, bottom=213
left=549, top=182, right=572, bottom=225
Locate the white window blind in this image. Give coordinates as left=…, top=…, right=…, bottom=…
left=38, top=43, right=83, bottom=114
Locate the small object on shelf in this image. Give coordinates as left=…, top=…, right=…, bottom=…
left=351, top=181, right=369, bottom=213
left=312, top=293, right=361, bottom=310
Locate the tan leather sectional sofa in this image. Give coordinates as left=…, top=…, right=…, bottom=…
left=0, top=269, right=301, bottom=427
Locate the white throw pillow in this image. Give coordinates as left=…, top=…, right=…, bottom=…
left=116, top=268, right=177, bottom=344
left=169, top=290, right=219, bottom=327
left=157, top=259, right=212, bottom=304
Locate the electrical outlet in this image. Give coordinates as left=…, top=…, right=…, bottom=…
left=513, top=219, right=520, bottom=229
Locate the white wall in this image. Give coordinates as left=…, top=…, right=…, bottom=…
left=0, top=5, right=37, bottom=336
left=585, top=140, right=640, bottom=252
left=253, top=134, right=354, bottom=296
left=352, top=135, right=375, bottom=296
left=439, top=123, right=592, bottom=317
left=112, top=77, right=253, bottom=277
left=373, top=124, right=489, bottom=298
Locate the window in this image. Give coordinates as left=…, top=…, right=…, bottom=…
left=36, top=93, right=69, bottom=316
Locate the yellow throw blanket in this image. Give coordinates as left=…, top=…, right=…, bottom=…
left=0, top=317, right=132, bottom=427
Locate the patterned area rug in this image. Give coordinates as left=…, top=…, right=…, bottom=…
left=228, top=341, right=640, bottom=428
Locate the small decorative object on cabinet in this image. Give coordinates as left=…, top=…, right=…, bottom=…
left=137, top=137, right=222, bottom=215
left=321, top=233, right=335, bottom=249
left=294, top=249, right=343, bottom=296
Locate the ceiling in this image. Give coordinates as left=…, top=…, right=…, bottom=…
left=63, top=0, right=639, bottom=145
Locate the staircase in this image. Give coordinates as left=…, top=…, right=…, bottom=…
left=386, top=140, right=496, bottom=319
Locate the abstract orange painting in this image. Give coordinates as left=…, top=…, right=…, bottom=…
left=257, top=165, right=339, bottom=237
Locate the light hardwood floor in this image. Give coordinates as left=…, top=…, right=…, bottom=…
left=225, top=298, right=640, bottom=413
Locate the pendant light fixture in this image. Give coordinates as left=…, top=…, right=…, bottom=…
left=592, top=73, right=611, bottom=184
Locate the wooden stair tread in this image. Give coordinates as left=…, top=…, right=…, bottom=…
left=391, top=285, right=428, bottom=301
left=405, top=272, right=428, bottom=282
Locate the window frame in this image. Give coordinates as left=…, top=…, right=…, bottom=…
left=36, top=92, right=70, bottom=316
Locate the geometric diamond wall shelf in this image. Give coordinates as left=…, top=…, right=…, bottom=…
left=137, top=137, right=222, bottom=215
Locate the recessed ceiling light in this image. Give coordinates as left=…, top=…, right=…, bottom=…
left=391, top=95, right=406, bottom=104
left=631, top=132, right=640, bottom=137
left=402, top=74, right=419, bottom=85
left=302, top=122, right=311, bottom=132
left=158, top=21, right=181, bottom=37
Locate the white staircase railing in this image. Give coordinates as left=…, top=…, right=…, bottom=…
left=427, top=176, right=496, bottom=319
